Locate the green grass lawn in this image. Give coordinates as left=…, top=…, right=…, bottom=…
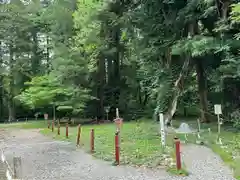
left=0, top=120, right=47, bottom=129
left=41, top=121, right=176, bottom=168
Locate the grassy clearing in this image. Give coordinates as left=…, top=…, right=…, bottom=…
left=41, top=121, right=177, bottom=168
left=0, top=120, right=46, bottom=129
left=40, top=120, right=189, bottom=175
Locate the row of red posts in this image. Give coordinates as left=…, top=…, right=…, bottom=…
left=45, top=111, right=182, bottom=169
left=48, top=120, right=70, bottom=138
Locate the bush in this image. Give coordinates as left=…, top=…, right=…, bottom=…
left=231, top=110, right=240, bottom=129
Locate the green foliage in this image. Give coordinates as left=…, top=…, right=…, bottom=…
left=230, top=110, right=240, bottom=129
left=172, top=36, right=221, bottom=57
left=0, top=0, right=240, bottom=127
left=16, top=75, right=70, bottom=108
left=231, top=3, right=240, bottom=22
left=16, top=74, right=91, bottom=114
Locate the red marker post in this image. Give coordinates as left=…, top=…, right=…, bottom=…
left=76, top=124, right=81, bottom=146
left=174, top=137, right=181, bottom=170
left=115, top=131, right=120, bottom=165
left=57, top=121, right=60, bottom=135
left=51, top=120, right=54, bottom=132
left=66, top=123, right=69, bottom=138
left=90, top=129, right=94, bottom=153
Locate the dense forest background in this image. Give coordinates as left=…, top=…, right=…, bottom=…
left=0, top=0, right=240, bottom=128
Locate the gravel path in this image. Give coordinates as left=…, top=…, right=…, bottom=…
left=181, top=144, right=236, bottom=180
left=0, top=129, right=236, bottom=180
left=0, top=130, right=7, bottom=180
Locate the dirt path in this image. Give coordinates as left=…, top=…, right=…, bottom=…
left=0, top=129, right=236, bottom=180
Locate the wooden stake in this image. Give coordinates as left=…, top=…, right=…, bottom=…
left=90, top=129, right=94, bottom=153
left=57, top=121, right=60, bottom=135
left=52, top=120, right=54, bottom=132
left=76, top=124, right=81, bottom=146
left=66, top=123, right=69, bottom=138
left=13, top=157, right=22, bottom=179
left=174, top=138, right=181, bottom=170
left=115, top=131, right=120, bottom=165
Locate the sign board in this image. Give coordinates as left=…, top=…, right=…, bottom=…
left=214, top=104, right=222, bottom=115
left=114, top=118, right=123, bottom=132
left=104, top=106, right=110, bottom=113
left=159, top=113, right=165, bottom=147
left=44, top=113, right=48, bottom=120
left=214, top=104, right=223, bottom=138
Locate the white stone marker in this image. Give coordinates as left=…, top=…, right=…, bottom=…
left=214, top=104, right=222, bottom=142
left=159, top=113, right=166, bottom=147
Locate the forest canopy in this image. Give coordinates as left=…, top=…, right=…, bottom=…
left=0, top=0, right=240, bottom=128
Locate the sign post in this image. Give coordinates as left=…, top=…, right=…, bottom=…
left=214, top=104, right=222, bottom=143
left=116, top=108, right=119, bottom=118
left=159, top=113, right=165, bottom=147
left=104, top=106, right=110, bottom=121
left=44, top=113, right=48, bottom=125
left=197, top=118, right=201, bottom=139
left=197, top=118, right=201, bottom=132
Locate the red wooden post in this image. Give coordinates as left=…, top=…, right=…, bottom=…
left=57, top=121, right=60, bottom=135
left=76, top=124, right=81, bottom=146
left=174, top=137, right=181, bottom=170
left=66, top=123, right=69, bottom=138
left=90, top=129, right=94, bottom=153
left=115, top=131, right=120, bottom=165
left=47, top=121, right=50, bottom=129
left=51, top=120, right=54, bottom=132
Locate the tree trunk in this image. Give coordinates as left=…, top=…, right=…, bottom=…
left=221, top=0, right=230, bottom=20
left=113, top=27, right=121, bottom=111
left=0, top=41, right=3, bottom=122
left=164, top=21, right=198, bottom=126
left=46, top=35, right=50, bottom=73
left=195, top=60, right=209, bottom=122
left=8, top=44, right=15, bottom=122
left=8, top=102, right=15, bottom=122
left=31, top=29, right=39, bottom=75
left=53, top=104, right=56, bottom=121
left=98, top=24, right=106, bottom=120
left=183, top=107, right=187, bottom=117
left=107, top=1, right=122, bottom=120
left=165, top=56, right=191, bottom=126
left=96, top=50, right=105, bottom=120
